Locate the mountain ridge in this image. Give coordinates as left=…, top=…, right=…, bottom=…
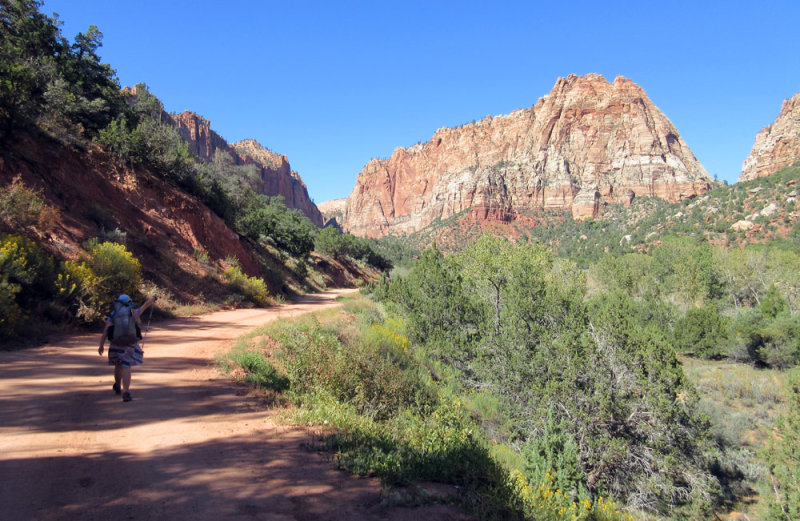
left=740, top=88, right=800, bottom=182
left=167, top=110, right=323, bottom=226
left=328, top=73, right=713, bottom=237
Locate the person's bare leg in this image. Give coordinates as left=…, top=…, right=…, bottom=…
left=114, top=365, right=122, bottom=387
left=121, top=367, right=132, bottom=393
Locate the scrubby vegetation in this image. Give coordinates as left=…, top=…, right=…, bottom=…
left=220, top=296, right=633, bottom=520
left=224, top=200, right=800, bottom=519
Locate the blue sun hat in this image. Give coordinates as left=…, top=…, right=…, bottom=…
left=118, top=294, right=132, bottom=304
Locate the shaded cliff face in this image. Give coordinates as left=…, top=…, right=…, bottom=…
left=168, top=112, right=323, bottom=226
left=740, top=89, right=800, bottom=182
left=339, top=74, right=712, bottom=238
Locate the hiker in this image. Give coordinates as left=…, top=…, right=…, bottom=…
left=98, top=294, right=157, bottom=402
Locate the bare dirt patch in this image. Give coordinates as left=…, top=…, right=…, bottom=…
left=0, top=289, right=470, bottom=521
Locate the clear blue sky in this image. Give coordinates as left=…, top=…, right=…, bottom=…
left=43, top=0, right=800, bottom=203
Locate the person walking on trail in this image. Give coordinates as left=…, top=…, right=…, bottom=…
left=98, top=294, right=157, bottom=402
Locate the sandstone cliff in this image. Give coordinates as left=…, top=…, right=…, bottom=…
left=337, top=74, right=712, bottom=237
left=168, top=111, right=323, bottom=226
left=317, top=198, right=347, bottom=228
left=740, top=89, right=800, bottom=182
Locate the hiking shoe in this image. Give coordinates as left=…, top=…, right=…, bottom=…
left=112, top=383, right=121, bottom=395
left=122, top=392, right=132, bottom=402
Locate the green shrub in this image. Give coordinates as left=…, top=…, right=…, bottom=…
left=219, top=345, right=289, bottom=390
left=315, top=225, right=393, bottom=271
left=236, top=195, right=316, bottom=257
left=57, top=239, right=141, bottom=322
left=272, top=319, right=436, bottom=420
left=767, top=368, right=800, bottom=520
left=223, top=265, right=268, bottom=306
left=522, top=412, right=588, bottom=501
left=0, top=177, right=56, bottom=232
left=0, top=233, right=56, bottom=337
left=761, top=313, right=800, bottom=369
left=674, top=304, right=730, bottom=359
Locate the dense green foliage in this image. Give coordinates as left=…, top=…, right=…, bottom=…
left=315, top=225, right=393, bottom=271
left=383, top=234, right=718, bottom=516
left=57, top=238, right=142, bottom=322
left=0, top=0, right=125, bottom=142
left=221, top=300, right=633, bottom=520
left=0, top=233, right=55, bottom=336
left=0, top=232, right=147, bottom=338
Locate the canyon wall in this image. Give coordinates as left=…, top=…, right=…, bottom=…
left=740, top=89, right=800, bottom=182
left=168, top=111, right=323, bottom=226
left=334, top=74, right=712, bottom=237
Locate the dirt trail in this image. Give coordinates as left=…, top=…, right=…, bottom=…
left=0, top=289, right=469, bottom=521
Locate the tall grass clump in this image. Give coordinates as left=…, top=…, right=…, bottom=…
left=217, top=339, right=289, bottom=391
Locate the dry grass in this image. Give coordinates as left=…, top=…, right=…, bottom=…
left=681, top=356, right=790, bottom=519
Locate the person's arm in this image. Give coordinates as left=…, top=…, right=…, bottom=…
left=99, top=322, right=110, bottom=355
left=133, top=295, right=157, bottom=321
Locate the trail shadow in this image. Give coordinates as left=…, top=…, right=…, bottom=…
left=0, top=433, right=466, bottom=521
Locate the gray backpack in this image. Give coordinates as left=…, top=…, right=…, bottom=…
left=109, top=299, right=140, bottom=345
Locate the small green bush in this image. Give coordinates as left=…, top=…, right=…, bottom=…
left=223, top=265, right=268, bottom=306
left=674, top=304, right=730, bottom=359
left=0, top=234, right=56, bottom=337
left=57, top=239, right=142, bottom=322
left=272, top=319, right=436, bottom=420
left=0, top=177, right=56, bottom=232
left=220, top=347, right=289, bottom=390
left=761, top=313, right=800, bottom=369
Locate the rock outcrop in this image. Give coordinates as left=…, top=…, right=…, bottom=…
left=740, top=89, right=800, bottom=182
left=336, top=74, right=713, bottom=237
left=168, top=111, right=323, bottom=226
left=318, top=198, right=347, bottom=228
left=230, top=139, right=323, bottom=227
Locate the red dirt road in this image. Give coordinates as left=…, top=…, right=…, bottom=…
left=0, top=290, right=470, bottom=521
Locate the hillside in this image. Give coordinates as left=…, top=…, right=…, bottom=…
left=167, top=109, right=323, bottom=226
left=0, top=131, right=374, bottom=306
left=388, top=163, right=800, bottom=263
left=0, top=2, right=392, bottom=343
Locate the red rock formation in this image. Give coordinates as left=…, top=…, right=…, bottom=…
left=740, top=89, right=800, bottom=182
left=336, top=74, right=712, bottom=237
left=167, top=112, right=323, bottom=226
left=230, top=140, right=323, bottom=226
left=317, top=198, right=347, bottom=228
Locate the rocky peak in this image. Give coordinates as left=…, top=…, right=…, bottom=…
left=168, top=111, right=229, bottom=162
left=318, top=198, right=348, bottom=228
left=229, top=140, right=322, bottom=226
left=166, top=112, right=322, bottom=226
left=338, top=74, right=712, bottom=238
left=740, top=89, right=800, bottom=182
left=231, top=139, right=286, bottom=171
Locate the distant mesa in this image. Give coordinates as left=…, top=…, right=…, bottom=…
left=740, top=88, right=800, bottom=182
left=329, top=73, right=713, bottom=238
